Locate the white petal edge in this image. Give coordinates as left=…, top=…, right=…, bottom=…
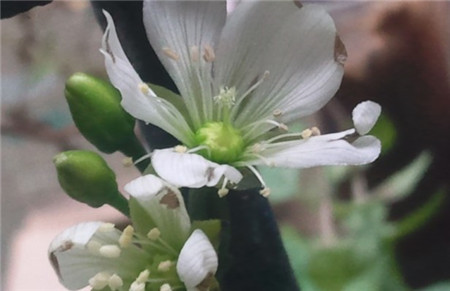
left=176, top=229, right=218, bottom=290
left=49, top=222, right=105, bottom=290
left=249, top=133, right=381, bottom=168
left=352, top=101, right=381, bottom=135
left=152, top=149, right=243, bottom=188
left=101, top=10, right=194, bottom=145
left=124, top=174, right=166, bottom=201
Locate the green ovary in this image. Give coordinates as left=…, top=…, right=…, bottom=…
left=194, top=122, right=245, bottom=164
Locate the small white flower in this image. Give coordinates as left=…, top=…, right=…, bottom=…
left=49, top=175, right=218, bottom=291
left=101, top=1, right=381, bottom=194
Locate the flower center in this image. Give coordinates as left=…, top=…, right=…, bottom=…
left=194, top=122, right=244, bottom=164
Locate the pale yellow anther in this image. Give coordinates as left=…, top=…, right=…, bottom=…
left=147, top=227, right=161, bottom=241
left=89, top=272, right=110, bottom=290
left=301, top=128, right=313, bottom=139
left=99, top=245, right=121, bottom=258
left=138, top=83, right=150, bottom=95
left=130, top=281, right=145, bottom=291
left=119, top=225, right=134, bottom=248
left=278, top=123, right=288, bottom=131
left=260, top=187, right=271, bottom=197
left=311, top=126, right=321, bottom=136
left=251, top=143, right=263, bottom=153
left=190, top=45, right=199, bottom=62
left=160, top=283, right=172, bottom=291
left=87, top=240, right=102, bottom=254
left=174, top=145, right=187, bottom=153
left=122, top=157, right=134, bottom=167
left=158, top=260, right=173, bottom=272
left=203, top=44, right=215, bottom=62
left=162, top=47, right=180, bottom=61
left=136, top=269, right=150, bottom=283
left=218, top=188, right=229, bottom=197
left=273, top=109, right=283, bottom=117
left=108, top=274, right=124, bottom=291
left=98, top=223, right=115, bottom=232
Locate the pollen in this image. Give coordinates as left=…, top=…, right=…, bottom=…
left=174, top=145, right=187, bottom=153
left=99, top=244, right=121, bottom=258
left=136, top=269, right=150, bottom=283
left=89, top=272, right=110, bottom=290
left=118, top=225, right=134, bottom=248
left=122, top=157, right=134, bottom=167
left=138, top=83, right=150, bottom=95
left=158, top=260, right=173, bottom=272
left=162, top=47, right=180, bottom=61
left=160, top=283, right=172, bottom=291
left=147, top=227, right=161, bottom=241
left=203, top=44, right=215, bottom=62
left=260, top=187, right=271, bottom=197
left=108, top=274, right=124, bottom=291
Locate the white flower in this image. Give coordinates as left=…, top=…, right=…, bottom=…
left=101, top=1, right=381, bottom=195
left=49, top=175, right=218, bottom=291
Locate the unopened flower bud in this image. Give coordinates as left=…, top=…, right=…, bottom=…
left=53, top=150, right=129, bottom=215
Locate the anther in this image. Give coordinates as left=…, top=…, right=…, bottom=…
left=130, top=281, right=145, bottom=291
left=108, top=274, right=124, bottom=291
left=87, top=240, right=102, bottom=254
left=273, top=109, right=283, bottom=117
left=147, top=227, right=161, bottom=241
left=158, top=260, right=173, bottom=272
left=174, top=145, right=187, bottom=153
left=160, top=283, right=172, bottom=291
left=162, top=47, right=180, bottom=61
left=301, top=128, right=312, bottom=139
left=118, top=225, right=134, bottom=248
left=89, top=272, right=110, bottom=290
left=278, top=123, right=288, bottom=131
left=99, top=245, right=121, bottom=258
left=311, top=126, right=321, bottom=136
left=203, top=44, right=215, bottom=62
left=251, top=143, right=263, bottom=153
left=98, top=223, right=115, bottom=232
left=260, top=187, right=271, bottom=197
left=136, top=269, right=150, bottom=283
left=122, top=157, right=134, bottom=167
left=138, top=83, right=150, bottom=95
left=190, top=45, right=199, bottom=62
left=218, top=188, right=229, bottom=197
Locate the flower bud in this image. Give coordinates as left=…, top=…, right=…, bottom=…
left=53, top=150, right=129, bottom=215
left=64, top=72, right=136, bottom=154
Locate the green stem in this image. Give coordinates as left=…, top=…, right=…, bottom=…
left=107, top=191, right=130, bottom=217
left=119, top=135, right=149, bottom=173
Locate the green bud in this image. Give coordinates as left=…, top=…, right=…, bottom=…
left=65, top=72, right=136, bottom=153
left=53, top=150, right=129, bottom=215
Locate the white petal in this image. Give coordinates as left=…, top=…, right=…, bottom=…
left=143, top=0, right=226, bottom=126
left=352, top=101, right=382, bottom=135
left=251, top=133, right=381, bottom=168
left=48, top=222, right=109, bottom=290
left=176, top=230, right=218, bottom=290
left=101, top=11, right=194, bottom=145
left=152, top=149, right=243, bottom=188
left=124, top=175, right=191, bottom=249
left=215, top=3, right=345, bottom=127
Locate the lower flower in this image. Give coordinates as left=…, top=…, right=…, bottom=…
left=49, top=175, right=218, bottom=291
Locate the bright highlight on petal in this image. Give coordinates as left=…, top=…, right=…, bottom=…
left=352, top=100, right=382, bottom=135
left=177, top=230, right=218, bottom=290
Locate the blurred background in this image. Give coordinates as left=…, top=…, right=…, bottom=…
left=1, top=1, right=449, bottom=290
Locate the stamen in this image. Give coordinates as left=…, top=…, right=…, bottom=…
left=246, top=165, right=267, bottom=188
left=87, top=240, right=102, bottom=254
left=108, top=274, right=124, bottom=291
left=203, top=44, right=215, bottom=62
left=138, top=83, right=150, bottom=95
left=311, top=126, right=321, bottom=136
left=130, top=281, right=145, bottom=291
left=160, top=283, right=172, bottom=291
left=136, top=269, right=150, bottom=283
left=122, top=157, right=134, bottom=167
left=118, top=225, right=134, bottom=248
left=187, top=145, right=211, bottom=156
left=301, top=128, right=312, bottom=139
left=89, top=272, right=110, bottom=290
left=174, top=145, right=187, bottom=153
left=147, top=228, right=161, bottom=241
left=157, top=260, right=173, bottom=272
left=98, top=223, right=115, bottom=232
left=242, top=119, right=287, bottom=132
left=251, top=143, right=264, bottom=153
left=99, top=245, right=121, bottom=258
left=237, top=70, right=270, bottom=105
left=218, top=178, right=229, bottom=197
left=260, top=187, right=271, bottom=197
left=162, top=47, right=180, bottom=61
left=190, top=45, right=199, bottom=62
left=265, top=132, right=304, bottom=144
left=134, top=152, right=153, bottom=165
left=273, top=109, right=283, bottom=117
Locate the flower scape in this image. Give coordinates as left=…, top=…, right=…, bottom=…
left=101, top=0, right=381, bottom=197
